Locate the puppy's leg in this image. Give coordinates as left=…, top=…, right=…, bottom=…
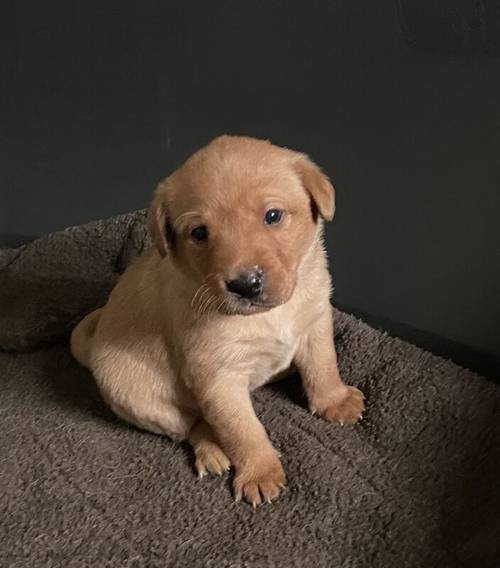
left=92, top=343, right=198, bottom=441
left=189, top=419, right=231, bottom=478
left=193, top=381, right=285, bottom=506
left=71, top=308, right=103, bottom=369
left=294, top=306, right=365, bottom=424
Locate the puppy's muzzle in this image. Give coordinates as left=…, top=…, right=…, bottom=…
left=225, top=268, right=264, bottom=300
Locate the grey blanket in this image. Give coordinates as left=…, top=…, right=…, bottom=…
left=1, top=211, right=499, bottom=568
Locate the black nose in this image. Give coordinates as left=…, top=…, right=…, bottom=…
left=225, top=270, right=263, bottom=300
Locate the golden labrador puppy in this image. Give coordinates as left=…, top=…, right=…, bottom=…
left=71, top=135, right=364, bottom=506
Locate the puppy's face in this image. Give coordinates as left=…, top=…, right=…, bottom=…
left=149, top=136, right=335, bottom=315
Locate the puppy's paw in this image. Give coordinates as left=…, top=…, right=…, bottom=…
left=233, top=453, right=286, bottom=507
left=194, top=441, right=231, bottom=478
left=314, top=386, right=365, bottom=425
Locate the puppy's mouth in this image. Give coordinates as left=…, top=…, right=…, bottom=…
left=241, top=299, right=276, bottom=314
left=224, top=295, right=278, bottom=315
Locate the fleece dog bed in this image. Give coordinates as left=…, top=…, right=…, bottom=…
left=1, top=211, right=499, bottom=568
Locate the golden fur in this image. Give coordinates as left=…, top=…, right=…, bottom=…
left=71, top=136, right=365, bottom=506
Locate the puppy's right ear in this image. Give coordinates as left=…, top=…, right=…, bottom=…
left=148, top=181, right=172, bottom=258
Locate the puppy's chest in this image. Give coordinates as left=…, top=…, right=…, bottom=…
left=243, top=329, right=298, bottom=390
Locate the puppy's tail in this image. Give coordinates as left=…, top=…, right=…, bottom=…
left=70, top=308, right=103, bottom=369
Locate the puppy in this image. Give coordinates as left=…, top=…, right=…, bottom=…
left=71, top=135, right=364, bottom=506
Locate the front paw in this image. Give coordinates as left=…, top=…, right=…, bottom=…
left=314, top=386, right=365, bottom=425
left=233, top=452, right=286, bottom=507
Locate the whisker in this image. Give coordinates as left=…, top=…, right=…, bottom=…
left=191, top=283, right=208, bottom=309
left=215, top=297, right=226, bottom=314
left=191, top=272, right=219, bottom=309
left=196, top=289, right=211, bottom=316
left=195, top=287, right=210, bottom=315
left=199, top=290, right=214, bottom=317
left=190, top=272, right=227, bottom=318
left=205, top=295, right=218, bottom=317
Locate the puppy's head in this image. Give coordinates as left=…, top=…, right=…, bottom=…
left=149, top=136, right=335, bottom=315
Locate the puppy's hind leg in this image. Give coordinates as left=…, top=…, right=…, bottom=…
left=189, top=420, right=231, bottom=478
left=71, top=308, right=103, bottom=369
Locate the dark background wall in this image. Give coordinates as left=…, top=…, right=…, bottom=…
left=1, top=1, right=499, bottom=375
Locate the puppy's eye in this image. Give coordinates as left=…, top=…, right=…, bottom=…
left=264, top=208, right=284, bottom=225
left=190, top=225, right=208, bottom=242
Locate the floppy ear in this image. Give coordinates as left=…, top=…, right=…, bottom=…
left=148, top=181, right=172, bottom=257
left=294, top=155, right=336, bottom=221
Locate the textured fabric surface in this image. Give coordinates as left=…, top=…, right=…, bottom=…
left=1, top=213, right=499, bottom=568
left=0, top=210, right=149, bottom=352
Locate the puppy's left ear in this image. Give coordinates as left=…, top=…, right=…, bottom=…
left=294, top=156, right=336, bottom=221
